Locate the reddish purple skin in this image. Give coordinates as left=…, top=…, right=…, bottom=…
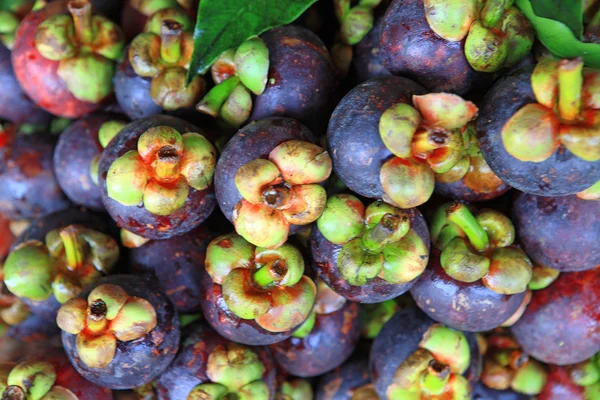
left=434, top=177, right=511, bottom=202
left=156, top=321, right=277, bottom=400
left=315, top=356, right=372, bottom=400
left=98, top=115, right=217, bottom=240
left=539, top=365, right=586, bottom=400
left=473, top=382, right=530, bottom=400
left=510, top=267, right=600, bottom=365
left=129, top=225, right=213, bottom=313
left=513, top=193, right=600, bottom=272
left=62, top=274, right=180, bottom=389
left=11, top=208, right=119, bottom=321
left=379, top=0, right=494, bottom=95
left=0, top=131, right=70, bottom=220
left=410, top=255, right=526, bottom=332
left=198, top=268, right=300, bottom=346
left=269, top=301, right=361, bottom=377
left=0, top=44, right=51, bottom=124
left=369, top=307, right=482, bottom=398
left=5, top=314, right=61, bottom=343
left=477, top=66, right=600, bottom=196
left=327, top=76, right=426, bottom=199
left=214, top=117, right=316, bottom=222
left=310, top=207, right=430, bottom=303
left=54, top=113, right=127, bottom=211
left=249, top=25, right=339, bottom=134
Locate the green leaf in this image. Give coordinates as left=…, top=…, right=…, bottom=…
left=517, top=0, right=600, bottom=67
left=188, top=0, right=318, bottom=82
left=530, top=0, right=583, bottom=39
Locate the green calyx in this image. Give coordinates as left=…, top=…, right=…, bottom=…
left=0, top=361, right=79, bottom=400
left=232, top=140, right=332, bottom=249
left=196, top=37, right=269, bottom=127
left=504, top=58, right=600, bottom=163
left=317, top=196, right=428, bottom=286
left=90, top=120, right=127, bottom=186
left=0, top=11, right=20, bottom=50
left=3, top=225, right=118, bottom=304
left=106, top=126, right=216, bottom=216
left=186, top=343, right=269, bottom=400
left=433, top=202, right=532, bottom=295
left=569, top=354, right=600, bottom=387
left=387, top=325, right=471, bottom=399
left=528, top=265, right=560, bottom=290
left=360, top=299, right=399, bottom=339
left=278, top=379, right=313, bottom=400
left=423, top=0, right=534, bottom=72
left=378, top=94, right=479, bottom=208
left=56, top=283, right=157, bottom=369
left=34, top=0, right=124, bottom=104
left=334, top=0, right=381, bottom=45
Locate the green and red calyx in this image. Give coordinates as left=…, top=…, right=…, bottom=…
left=105, top=125, right=216, bottom=216
left=567, top=352, right=600, bottom=398
left=431, top=202, right=533, bottom=295
left=129, top=11, right=205, bottom=111
left=56, top=283, right=157, bottom=369
left=387, top=324, right=472, bottom=399
left=292, top=279, right=347, bottom=339
left=479, top=329, right=547, bottom=395
left=187, top=343, right=270, bottom=400
left=379, top=94, right=479, bottom=208
left=3, top=225, right=119, bottom=304
left=205, top=233, right=316, bottom=333
left=89, top=120, right=127, bottom=187
left=423, top=0, right=535, bottom=72
left=503, top=58, right=600, bottom=163
left=232, top=140, right=332, bottom=249
left=34, top=0, right=124, bottom=103
left=317, top=194, right=429, bottom=287
left=196, top=37, right=269, bottom=127
left=0, top=361, right=79, bottom=400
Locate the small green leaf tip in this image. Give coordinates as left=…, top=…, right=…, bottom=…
left=6, top=361, right=56, bottom=400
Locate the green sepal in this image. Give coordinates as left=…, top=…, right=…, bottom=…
left=52, top=273, right=81, bottom=304
left=291, top=310, right=316, bottom=338
left=475, top=209, right=515, bottom=248
left=528, top=265, right=560, bottom=290
left=145, top=8, right=194, bottom=34
left=98, top=120, right=126, bottom=148
left=569, top=358, right=600, bottom=386
left=196, top=76, right=241, bottom=117
left=419, top=324, right=470, bottom=374
left=464, top=20, right=508, bottom=73
left=511, top=361, right=547, bottom=395
left=428, top=131, right=465, bottom=174
left=180, top=132, right=216, bottom=191
left=255, top=243, right=304, bottom=287
left=440, top=237, right=490, bottom=283
left=364, top=201, right=410, bottom=244
left=484, top=247, right=533, bottom=295
left=502, top=7, right=535, bottom=68
left=187, top=383, right=229, bottom=400
left=317, top=194, right=365, bottom=245
left=34, top=14, right=76, bottom=61
left=222, top=268, right=270, bottom=320
left=7, top=361, right=56, bottom=400
left=106, top=151, right=149, bottom=206
left=412, top=93, right=478, bottom=132
left=380, top=157, right=435, bottom=209
left=380, top=230, right=429, bottom=284
left=337, top=238, right=384, bottom=286
left=237, top=380, right=270, bottom=400
left=57, top=54, right=115, bottom=103
left=234, top=37, right=269, bottom=95
left=379, top=103, right=422, bottom=159
left=387, top=348, right=433, bottom=396
left=91, top=15, right=125, bottom=61
left=206, top=343, right=266, bottom=392
left=143, top=177, right=189, bottom=216
left=340, top=5, right=374, bottom=45
left=206, top=233, right=255, bottom=285
left=4, top=241, right=55, bottom=301
left=423, top=0, right=477, bottom=42
left=220, top=83, right=253, bottom=127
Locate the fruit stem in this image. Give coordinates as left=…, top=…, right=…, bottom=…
left=154, top=145, right=181, bottom=181
left=412, top=129, right=450, bottom=155
left=481, top=0, right=509, bottom=28
left=421, top=360, right=451, bottom=395
left=253, top=259, right=288, bottom=288
left=263, top=186, right=290, bottom=209
left=361, top=213, right=400, bottom=253
left=160, top=20, right=183, bottom=64
left=68, top=0, right=94, bottom=45
left=446, top=202, right=489, bottom=252
left=2, top=385, right=26, bottom=400
left=88, top=298, right=107, bottom=321
left=59, top=226, right=87, bottom=270
left=557, top=58, right=583, bottom=122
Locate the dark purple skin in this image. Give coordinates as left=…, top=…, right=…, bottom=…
left=54, top=113, right=127, bottom=211
left=129, top=225, right=213, bottom=313
left=98, top=115, right=217, bottom=240
left=315, top=356, right=372, bottom=400
left=477, top=66, right=600, bottom=196
left=10, top=208, right=119, bottom=320
left=0, top=130, right=71, bottom=220
left=510, top=267, right=600, bottom=366
left=379, top=0, right=494, bottom=95
left=62, top=274, right=180, bottom=389
left=310, top=207, right=430, bottom=303
left=269, top=301, right=361, bottom=377
left=434, top=177, right=511, bottom=203
left=369, top=307, right=482, bottom=398
left=214, top=117, right=317, bottom=223
left=327, top=76, right=426, bottom=200
left=513, top=193, right=600, bottom=272
left=473, top=382, right=530, bottom=400
left=410, top=255, right=527, bottom=332
left=249, top=25, right=339, bottom=134
left=156, top=321, right=277, bottom=400
left=5, top=314, right=61, bottom=343
left=0, top=44, right=51, bottom=124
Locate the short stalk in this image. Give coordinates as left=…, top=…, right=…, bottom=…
left=59, top=226, right=87, bottom=270
left=88, top=299, right=107, bottom=321
left=558, top=58, right=584, bottom=122
left=68, top=0, right=94, bottom=44
left=412, top=129, right=450, bottom=155
left=253, top=259, right=288, bottom=288
left=263, top=186, right=290, bottom=209
left=160, top=20, right=183, bottom=64
left=446, top=202, right=489, bottom=252
left=421, top=360, right=451, bottom=395
left=361, top=213, right=400, bottom=253
left=154, top=146, right=180, bottom=181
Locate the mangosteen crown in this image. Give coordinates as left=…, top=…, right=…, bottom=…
left=232, top=140, right=332, bottom=249
left=502, top=58, right=600, bottom=163
left=89, top=120, right=127, bottom=187
left=187, top=342, right=270, bottom=400
left=33, top=0, right=125, bottom=104
left=205, top=233, right=317, bottom=333
left=479, top=329, right=548, bottom=395
left=422, top=0, right=534, bottom=72
left=56, top=283, right=158, bottom=369
left=387, top=324, right=471, bottom=399
left=378, top=93, right=478, bottom=209
left=431, top=201, right=533, bottom=295
left=3, top=225, right=119, bottom=304
left=568, top=352, right=600, bottom=392
left=0, top=361, right=79, bottom=400
left=0, top=10, right=20, bottom=49
left=317, top=194, right=429, bottom=287
left=105, top=125, right=216, bottom=216
left=196, top=37, right=269, bottom=127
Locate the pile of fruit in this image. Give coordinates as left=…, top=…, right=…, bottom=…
left=0, top=0, right=598, bottom=399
